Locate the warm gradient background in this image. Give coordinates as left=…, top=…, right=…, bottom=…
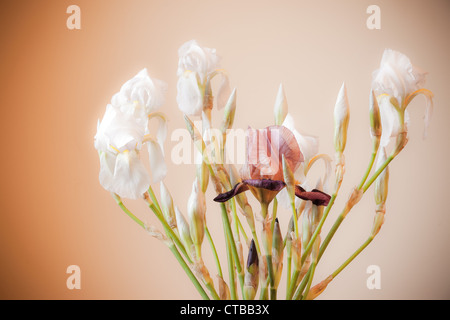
left=0, top=0, right=449, bottom=299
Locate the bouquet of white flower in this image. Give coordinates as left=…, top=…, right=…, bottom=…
left=94, top=40, right=433, bottom=300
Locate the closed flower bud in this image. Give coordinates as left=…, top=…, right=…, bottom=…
left=272, top=218, right=283, bottom=288
left=195, top=149, right=209, bottom=193
left=369, top=90, right=382, bottom=151
left=371, top=211, right=385, bottom=237
left=274, top=83, right=288, bottom=125
left=175, top=206, right=193, bottom=257
left=305, top=275, right=333, bottom=300
left=244, top=239, right=259, bottom=300
left=160, top=181, right=177, bottom=229
left=220, top=88, right=237, bottom=134
left=217, top=275, right=231, bottom=300
left=187, top=178, right=206, bottom=259
left=333, top=83, right=350, bottom=153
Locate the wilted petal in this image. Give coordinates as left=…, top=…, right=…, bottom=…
left=295, top=185, right=331, bottom=206
left=213, top=182, right=249, bottom=202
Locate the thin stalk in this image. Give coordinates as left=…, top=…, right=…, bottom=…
left=266, top=254, right=275, bottom=300
left=148, top=202, right=192, bottom=264
left=293, top=268, right=311, bottom=300
left=357, top=150, right=377, bottom=190
left=205, top=226, right=223, bottom=278
left=220, top=203, right=245, bottom=297
left=115, top=198, right=209, bottom=300
left=331, top=236, right=374, bottom=279
left=363, top=155, right=394, bottom=193
left=147, top=185, right=162, bottom=214
left=301, top=262, right=317, bottom=300
left=301, top=194, right=336, bottom=265
left=271, top=198, right=278, bottom=231
left=286, top=243, right=292, bottom=297
left=117, top=201, right=145, bottom=229
left=167, top=242, right=210, bottom=300
left=259, top=278, right=269, bottom=300
left=286, top=269, right=299, bottom=300
left=318, top=154, right=394, bottom=263
left=225, top=229, right=237, bottom=299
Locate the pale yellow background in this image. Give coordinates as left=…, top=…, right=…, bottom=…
left=0, top=0, right=449, bottom=299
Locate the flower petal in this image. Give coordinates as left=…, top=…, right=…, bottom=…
left=243, top=179, right=286, bottom=192
left=295, top=185, right=331, bottom=206
left=109, top=151, right=151, bottom=200
left=176, top=71, right=204, bottom=116
left=213, top=182, right=249, bottom=202
left=147, top=139, right=167, bottom=184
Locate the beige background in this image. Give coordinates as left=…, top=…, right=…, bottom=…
left=0, top=0, right=449, bottom=299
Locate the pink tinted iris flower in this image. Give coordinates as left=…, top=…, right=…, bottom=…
left=214, top=126, right=330, bottom=206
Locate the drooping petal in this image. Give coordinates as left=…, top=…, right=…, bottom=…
left=404, top=88, right=434, bottom=139
left=147, top=139, right=167, bottom=184
left=214, top=70, right=231, bottom=110
left=295, top=185, right=331, bottom=206
left=377, top=95, right=409, bottom=147
left=176, top=71, right=204, bottom=116
left=213, top=182, right=249, bottom=202
left=98, top=150, right=116, bottom=191
left=148, top=112, right=168, bottom=155
left=95, top=104, right=146, bottom=153
left=243, top=179, right=286, bottom=192
left=108, top=150, right=151, bottom=200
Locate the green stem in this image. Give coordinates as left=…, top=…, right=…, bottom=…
left=270, top=287, right=277, bottom=300
left=291, top=202, right=299, bottom=239
left=115, top=198, right=209, bottom=300
left=168, top=243, right=210, bottom=300
left=271, top=198, right=278, bottom=231
left=259, top=281, right=269, bottom=300
left=357, top=150, right=377, bottom=190
left=331, top=236, right=374, bottom=279
left=286, top=269, right=299, bottom=300
left=301, top=262, right=317, bottom=300
left=117, top=201, right=146, bottom=229
left=293, top=268, right=311, bottom=300
left=148, top=203, right=192, bottom=264
left=220, top=203, right=244, bottom=297
left=225, top=229, right=237, bottom=300
left=363, top=155, right=394, bottom=193
left=266, top=254, right=275, bottom=289
left=147, top=186, right=162, bottom=214
left=205, top=226, right=223, bottom=278
left=301, top=194, right=337, bottom=265
left=318, top=154, right=394, bottom=263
